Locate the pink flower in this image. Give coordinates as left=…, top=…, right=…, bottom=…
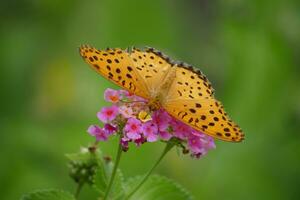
left=119, top=89, right=131, bottom=98
left=207, top=137, right=216, bottom=149
left=120, top=137, right=129, bottom=152
left=87, top=125, right=108, bottom=141
left=187, top=135, right=203, bottom=154
left=158, top=130, right=172, bottom=141
left=199, top=134, right=216, bottom=150
left=171, top=120, right=193, bottom=140
left=142, top=121, right=158, bottom=142
left=187, top=133, right=216, bottom=156
left=124, top=118, right=142, bottom=140
left=97, top=105, right=119, bottom=123
left=190, top=130, right=203, bottom=137
left=134, top=137, right=146, bottom=146
left=151, top=110, right=173, bottom=141
left=132, top=95, right=147, bottom=102
left=104, top=88, right=120, bottom=103
left=152, top=109, right=171, bottom=131
left=87, top=88, right=216, bottom=158
left=104, top=123, right=117, bottom=135
left=119, top=105, right=135, bottom=118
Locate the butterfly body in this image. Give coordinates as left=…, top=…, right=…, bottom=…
left=151, top=66, right=177, bottom=105
left=147, top=97, right=161, bottom=111
left=79, top=45, right=244, bottom=142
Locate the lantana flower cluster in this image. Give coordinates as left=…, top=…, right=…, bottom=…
left=87, top=88, right=215, bottom=158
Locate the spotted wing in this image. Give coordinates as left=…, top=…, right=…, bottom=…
left=165, top=63, right=214, bottom=101
left=163, top=98, right=244, bottom=142
left=129, top=47, right=174, bottom=95
left=79, top=45, right=149, bottom=99
left=162, top=63, right=244, bottom=142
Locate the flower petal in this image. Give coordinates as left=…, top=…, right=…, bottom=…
left=104, top=88, right=120, bottom=103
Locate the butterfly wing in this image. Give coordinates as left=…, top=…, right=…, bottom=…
left=164, top=98, right=244, bottom=142
left=164, top=63, right=214, bottom=100
left=79, top=45, right=149, bottom=99
left=163, top=64, right=244, bottom=142
left=129, top=47, right=174, bottom=95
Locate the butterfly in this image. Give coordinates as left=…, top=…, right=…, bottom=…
left=79, top=45, right=244, bottom=142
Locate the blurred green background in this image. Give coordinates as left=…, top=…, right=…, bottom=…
left=1, top=0, right=300, bottom=199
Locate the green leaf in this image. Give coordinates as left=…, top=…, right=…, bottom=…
left=21, top=189, right=75, bottom=200
left=93, top=157, right=125, bottom=200
left=124, top=175, right=194, bottom=200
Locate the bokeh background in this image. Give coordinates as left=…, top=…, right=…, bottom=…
left=1, top=0, right=300, bottom=199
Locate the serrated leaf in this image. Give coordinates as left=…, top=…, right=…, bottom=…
left=21, top=189, right=75, bottom=200
left=124, top=175, right=193, bottom=200
left=93, top=159, right=125, bottom=200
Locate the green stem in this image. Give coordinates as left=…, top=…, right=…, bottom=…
left=124, top=142, right=175, bottom=200
left=103, top=135, right=123, bottom=200
left=74, top=182, right=83, bottom=199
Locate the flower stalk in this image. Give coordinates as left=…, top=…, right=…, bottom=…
left=74, top=182, right=84, bottom=199
left=124, top=141, right=175, bottom=199
left=103, top=134, right=123, bottom=200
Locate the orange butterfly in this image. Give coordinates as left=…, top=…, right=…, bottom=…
left=79, top=45, right=244, bottom=142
